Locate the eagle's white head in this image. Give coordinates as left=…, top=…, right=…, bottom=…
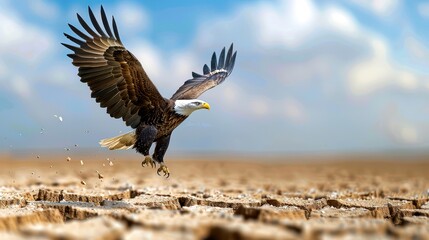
left=174, top=99, right=211, bottom=116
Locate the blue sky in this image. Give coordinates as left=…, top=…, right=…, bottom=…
left=1, top=0, right=429, bottom=155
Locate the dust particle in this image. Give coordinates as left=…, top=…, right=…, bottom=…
left=96, top=170, right=104, bottom=179
left=80, top=160, right=84, bottom=166
left=54, top=115, right=63, bottom=122
left=66, top=157, right=71, bottom=162
left=109, top=161, right=113, bottom=166
left=80, top=180, right=86, bottom=185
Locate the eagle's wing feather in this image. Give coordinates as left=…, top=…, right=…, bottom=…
left=63, top=6, right=166, bottom=128
left=171, top=44, right=237, bottom=100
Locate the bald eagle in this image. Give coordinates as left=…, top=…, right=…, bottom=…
left=63, top=6, right=237, bottom=177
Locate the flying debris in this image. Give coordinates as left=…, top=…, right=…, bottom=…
left=96, top=170, right=104, bottom=179
left=66, top=157, right=71, bottom=162
left=53, top=115, right=63, bottom=122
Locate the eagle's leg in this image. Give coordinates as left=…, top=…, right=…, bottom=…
left=153, top=134, right=171, bottom=178
left=142, top=155, right=156, bottom=168
left=135, top=125, right=158, bottom=168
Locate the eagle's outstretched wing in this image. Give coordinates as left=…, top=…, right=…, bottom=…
left=63, top=6, right=166, bottom=128
left=171, top=44, right=237, bottom=100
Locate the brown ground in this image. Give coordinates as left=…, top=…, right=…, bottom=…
left=0, top=153, right=428, bottom=239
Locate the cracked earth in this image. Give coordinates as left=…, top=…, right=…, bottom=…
left=0, top=154, right=428, bottom=239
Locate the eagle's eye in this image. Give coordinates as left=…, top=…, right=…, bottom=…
left=194, top=102, right=201, bottom=106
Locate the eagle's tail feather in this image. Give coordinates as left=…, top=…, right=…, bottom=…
left=99, top=131, right=136, bottom=150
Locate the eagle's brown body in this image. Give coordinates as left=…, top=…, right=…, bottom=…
left=148, top=102, right=187, bottom=139
left=63, top=6, right=237, bottom=177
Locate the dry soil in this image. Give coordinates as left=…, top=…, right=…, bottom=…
left=0, top=153, right=428, bottom=239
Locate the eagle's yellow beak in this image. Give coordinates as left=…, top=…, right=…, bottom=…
left=202, top=102, right=211, bottom=110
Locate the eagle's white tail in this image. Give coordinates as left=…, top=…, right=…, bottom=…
left=99, top=131, right=136, bottom=150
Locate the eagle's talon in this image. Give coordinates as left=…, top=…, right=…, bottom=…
left=141, top=156, right=156, bottom=168
left=157, top=164, right=170, bottom=178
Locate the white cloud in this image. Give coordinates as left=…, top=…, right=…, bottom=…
left=404, top=36, right=429, bottom=60
left=425, top=82, right=429, bottom=91
left=10, top=76, right=32, bottom=99
left=192, top=0, right=368, bottom=82
left=350, top=0, right=398, bottom=16
left=168, top=51, right=198, bottom=94
left=395, top=72, right=418, bottom=90
left=283, top=98, right=306, bottom=123
left=381, top=106, right=421, bottom=144
left=0, top=5, right=55, bottom=92
left=398, top=125, right=418, bottom=143
left=220, top=83, right=242, bottom=104
left=130, top=41, right=162, bottom=80
left=0, top=10, right=53, bottom=64
left=193, top=0, right=323, bottom=49
left=403, top=36, right=429, bottom=70
left=115, top=3, right=149, bottom=34
left=0, top=59, right=6, bottom=77
left=418, top=2, right=429, bottom=19
left=324, top=6, right=358, bottom=34
left=256, top=0, right=317, bottom=48
left=348, top=37, right=420, bottom=96
left=28, top=0, right=59, bottom=20
left=248, top=96, right=271, bottom=117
